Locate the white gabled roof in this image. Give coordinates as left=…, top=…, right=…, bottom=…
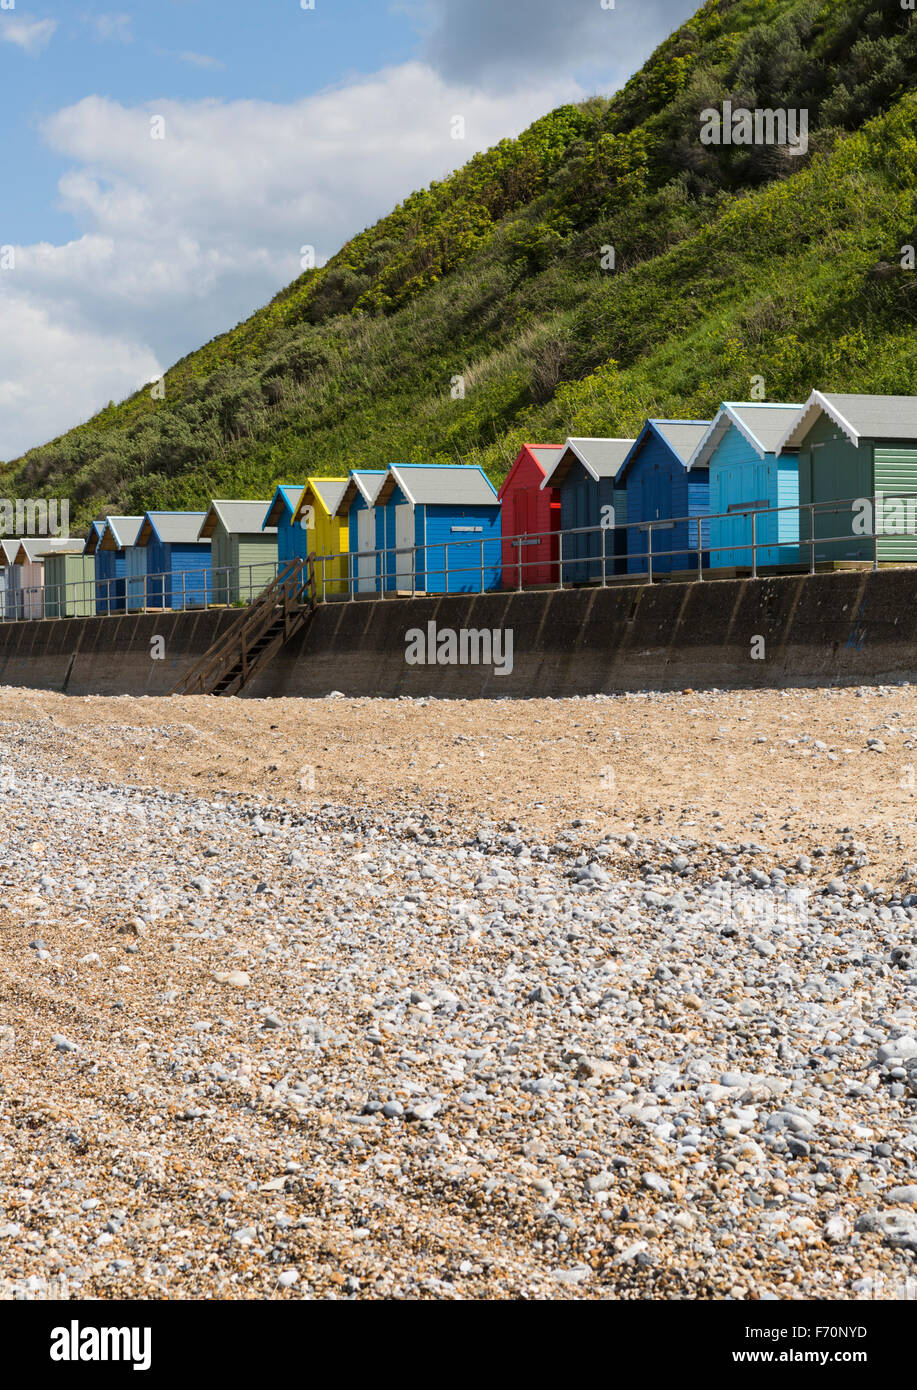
left=333, top=469, right=387, bottom=517
left=199, top=499, right=277, bottom=539
left=686, top=402, right=804, bottom=471
left=375, top=464, right=498, bottom=507
left=777, top=390, right=917, bottom=453
left=540, top=438, right=636, bottom=489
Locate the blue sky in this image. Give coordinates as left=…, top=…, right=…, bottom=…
left=0, top=0, right=698, bottom=459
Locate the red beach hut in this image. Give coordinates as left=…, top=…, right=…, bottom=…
left=498, top=444, right=562, bottom=588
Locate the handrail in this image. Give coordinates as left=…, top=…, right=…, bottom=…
left=169, top=556, right=313, bottom=696
left=1, top=488, right=914, bottom=622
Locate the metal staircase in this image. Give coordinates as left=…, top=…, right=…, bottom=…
left=170, top=556, right=316, bottom=696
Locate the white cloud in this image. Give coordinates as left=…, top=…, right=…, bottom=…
left=90, top=12, right=134, bottom=44
left=176, top=50, right=225, bottom=70
left=0, top=289, right=160, bottom=464
left=2, top=62, right=586, bottom=458
left=1, top=15, right=58, bottom=55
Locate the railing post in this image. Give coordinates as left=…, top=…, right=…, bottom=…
left=697, top=515, right=703, bottom=581
left=601, top=525, right=607, bottom=588
left=558, top=530, right=564, bottom=591
left=443, top=543, right=448, bottom=595
left=646, top=524, right=653, bottom=584
left=751, top=509, right=757, bottom=579
left=480, top=538, right=484, bottom=594
left=809, top=504, right=815, bottom=574
left=515, top=535, right=523, bottom=592
left=873, top=491, right=879, bottom=571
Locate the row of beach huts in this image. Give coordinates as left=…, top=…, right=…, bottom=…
left=3, top=390, right=917, bottom=619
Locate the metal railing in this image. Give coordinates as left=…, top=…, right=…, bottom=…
left=0, top=491, right=907, bottom=623
left=323, top=492, right=896, bottom=599
left=0, top=558, right=282, bottom=623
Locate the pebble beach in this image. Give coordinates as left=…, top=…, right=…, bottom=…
left=1, top=683, right=916, bottom=1300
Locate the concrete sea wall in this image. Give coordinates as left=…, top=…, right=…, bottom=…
left=0, top=571, right=913, bottom=699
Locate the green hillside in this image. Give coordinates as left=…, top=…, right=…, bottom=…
left=5, top=0, right=917, bottom=528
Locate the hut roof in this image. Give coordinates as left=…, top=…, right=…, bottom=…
left=137, top=512, right=210, bottom=547
left=778, top=391, right=917, bottom=452
left=84, top=520, right=107, bottom=555
left=374, top=464, right=498, bottom=507
left=262, top=485, right=305, bottom=529
left=687, top=402, right=804, bottom=471
left=12, top=537, right=69, bottom=564
left=199, top=500, right=277, bottom=540
left=497, top=444, right=563, bottom=500
left=541, top=438, right=636, bottom=489
left=98, top=516, right=145, bottom=552
left=333, top=470, right=387, bottom=517
left=291, top=477, right=352, bottom=524
left=617, top=420, right=712, bottom=484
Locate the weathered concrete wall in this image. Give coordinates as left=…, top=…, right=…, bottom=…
left=0, top=571, right=915, bottom=699
left=0, top=609, right=241, bottom=697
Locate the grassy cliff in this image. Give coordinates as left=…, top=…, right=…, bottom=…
left=5, top=0, right=917, bottom=527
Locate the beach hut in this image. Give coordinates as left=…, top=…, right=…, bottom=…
left=0, top=539, right=18, bottom=619
left=262, top=485, right=307, bottom=565
left=617, top=420, right=712, bottom=575
left=373, top=464, right=502, bottom=594
left=41, top=540, right=96, bottom=618
left=290, top=478, right=350, bottom=597
left=498, top=444, right=562, bottom=589
left=777, top=392, right=917, bottom=565
left=334, top=469, right=386, bottom=596
left=541, top=438, right=634, bottom=584
left=8, top=538, right=47, bottom=620
left=198, top=500, right=278, bottom=605
left=686, top=402, right=803, bottom=569
left=84, top=520, right=106, bottom=559
left=135, top=512, right=211, bottom=610
left=92, top=515, right=144, bottom=614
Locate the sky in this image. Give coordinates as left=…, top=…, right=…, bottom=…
left=0, top=0, right=699, bottom=461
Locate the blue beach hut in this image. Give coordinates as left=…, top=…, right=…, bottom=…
left=616, top=420, right=712, bottom=575
left=93, top=515, right=144, bottom=614
left=686, top=402, right=803, bottom=569
left=541, top=438, right=634, bottom=584
left=262, top=484, right=307, bottom=565
left=334, top=469, right=386, bottom=595
left=373, top=464, right=501, bottom=593
left=135, top=511, right=212, bottom=609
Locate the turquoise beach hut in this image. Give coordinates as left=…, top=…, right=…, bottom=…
left=686, top=402, right=803, bottom=569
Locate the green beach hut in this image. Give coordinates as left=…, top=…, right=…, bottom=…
left=779, top=392, right=917, bottom=564
left=198, top=500, right=279, bottom=605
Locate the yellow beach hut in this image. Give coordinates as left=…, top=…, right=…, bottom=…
left=291, top=478, right=349, bottom=597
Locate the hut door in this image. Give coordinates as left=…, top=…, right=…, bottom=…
left=395, top=504, right=414, bottom=589
left=512, top=493, right=527, bottom=585
left=357, top=509, right=375, bottom=592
